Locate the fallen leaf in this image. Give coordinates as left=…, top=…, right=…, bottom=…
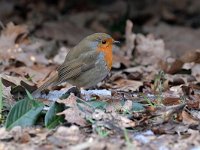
left=0, top=22, right=29, bottom=60
left=0, top=74, right=36, bottom=93
left=180, top=49, right=200, bottom=63
left=159, top=59, right=184, bottom=74
left=182, top=110, right=199, bottom=125
left=57, top=93, right=92, bottom=126
left=152, top=104, right=186, bottom=124
left=162, top=97, right=181, bottom=106
left=112, top=79, right=143, bottom=91
left=2, top=84, right=15, bottom=107
left=135, top=33, right=171, bottom=65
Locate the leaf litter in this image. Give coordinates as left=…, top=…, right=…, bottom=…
left=0, top=5, right=200, bottom=150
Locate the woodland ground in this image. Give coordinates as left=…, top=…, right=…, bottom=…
left=0, top=1, right=200, bottom=150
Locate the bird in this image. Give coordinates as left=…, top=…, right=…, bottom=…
left=32, top=33, right=119, bottom=95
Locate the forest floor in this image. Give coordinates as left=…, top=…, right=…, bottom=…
left=0, top=1, right=200, bottom=150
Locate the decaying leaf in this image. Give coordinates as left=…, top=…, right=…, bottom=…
left=162, top=97, right=181, bottom=106
left=0, top=22, right=29, bottom=60
left=182, top=110, right=199, bottom=125
left=135, top=33, right=171, bottom=65
left=57, top=93, right=93, bottom=126
left=112, top=79, right=143, bottom=92
left=1, top=83, right=15, bottom=107
left=180, top=49, right=200, bottom=63
left=159, top=59, right=184, bottom=74
left=151, top=104, right=186, bottom=124
left=0, top=74, right=36, bottom=93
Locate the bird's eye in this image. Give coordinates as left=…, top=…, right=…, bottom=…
left=102, top=40, right=107, bottom=44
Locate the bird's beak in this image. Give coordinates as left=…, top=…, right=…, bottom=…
left=113, top=40, right=120, bottom=44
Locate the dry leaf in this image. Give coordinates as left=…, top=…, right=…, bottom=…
left=162, top=97, right=181, bottom=106
left=5, top=65, right=54, bottom=84
left=0, top=22, right=29, bottom=60
left=135, top=33, right=170, bottom=65
left=57, top=93, right=92, bottom=126
left=0, top=74, right=36, bottom=93
left=159, top=59, right=184, bottom=74
left=112, top=79, right=143, bottom=91
left=106, top=99, right=123, bottom=113
left=182, top=110, right=199, bottom=125
left=2, top=84, right=15, bottom=107
left=180, top=49, right=200, bottom=63
left=152, top=104, right=186, bottom=124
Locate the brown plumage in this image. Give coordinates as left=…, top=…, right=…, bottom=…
left=32, top=33, right=118, bottom=95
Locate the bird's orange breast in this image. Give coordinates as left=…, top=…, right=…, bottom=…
left=97, top=38, right=113, bottom=70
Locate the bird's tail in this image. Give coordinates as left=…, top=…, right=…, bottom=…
left=32, top=72, right=59, bottom=96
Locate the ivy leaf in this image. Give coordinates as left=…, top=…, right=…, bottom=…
left=5, top=97, right=44, bottom=129
left=45, top=102, right=65, bottom=129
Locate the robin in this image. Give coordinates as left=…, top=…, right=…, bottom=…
left=33, top=33, right=119, bottom=95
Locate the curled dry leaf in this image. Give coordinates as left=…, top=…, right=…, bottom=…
left=135, top=34, right=170, bottom=65
left=0, top=74, right=36, bottom=92
left=57, top=93, right=92, bottom=126
left=162, top=97, right=181, bottom=106
left=165, top=74, right=186, bottom=86
left=159, top=49, right=200, bottom=74
left=5, top=65, right=54, bottom=84
left=1, top=22, right=28, bottom=44
left=152, top=104, right=186, bottom=125
left=112, top=78, right=143, bottom=92
left=159, top=59, right=184, bottom=74
left=182, top=110, right=199, bottom=126
left=1, top=83, right=15, bottom=107
left=180, top=49, right=200, bottom=63
left=0, top=22, right=29, bottom=60
left=0, top=22, right=50, bottom=67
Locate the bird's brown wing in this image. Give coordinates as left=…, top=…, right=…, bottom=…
left=56, top=50, right=100, bottom=84
left=32, top=50, right=100, bottom=95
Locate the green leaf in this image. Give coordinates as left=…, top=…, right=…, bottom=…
left=25, top=89, right=34, bottom=100
left=45, top=102, right=65, bottom=129
left=132, top=102, right=145, bottom=112
left=87, top=100, right=107, bottom=109
left=5, top=98, right=44, bottom=129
